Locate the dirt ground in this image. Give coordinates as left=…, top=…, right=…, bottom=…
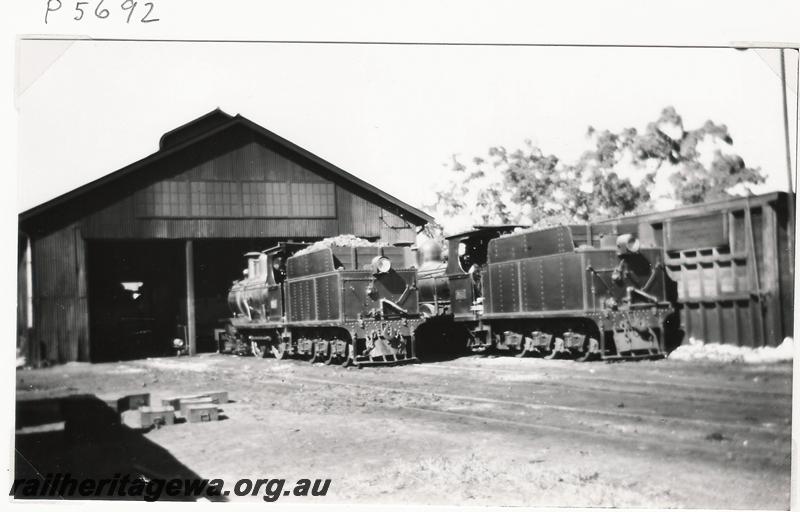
left=15, top=353, right=792, bottom=508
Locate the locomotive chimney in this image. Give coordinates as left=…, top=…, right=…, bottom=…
left=244, top=251, right=261, bottom=279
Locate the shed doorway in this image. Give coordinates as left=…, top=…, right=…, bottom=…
left=87, top=240, right=185, bottom=362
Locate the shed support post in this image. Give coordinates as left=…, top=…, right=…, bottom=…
left=185, top=240, right=196, bottom=356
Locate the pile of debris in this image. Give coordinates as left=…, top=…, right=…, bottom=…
left=668, top=337, right=793, bottom=364
left=294, top=234, right=386, bottom=257
left=105, top=390, right=228, bottom=430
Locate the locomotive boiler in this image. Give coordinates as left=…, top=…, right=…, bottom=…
left=225, top=241, right=423, bottom=367
left=418, top=224, right=673, bottom=361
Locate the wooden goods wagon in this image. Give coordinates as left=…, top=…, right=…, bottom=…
left=596, top=192, right=793, bottom=348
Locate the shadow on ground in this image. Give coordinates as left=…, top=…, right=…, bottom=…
left=14, top=394, right=226, bottom=502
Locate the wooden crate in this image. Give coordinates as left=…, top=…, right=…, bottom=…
left=178, top=397, right=214, bottom=417
left=185, top=404, right=219, bottom=423
left=99, top=392, right=151, bottom=413
left=162, top=391, right=228, bottom=414
left=120, top=406, right=175, bottom=430
left=190, top=390, right=228, bottom=405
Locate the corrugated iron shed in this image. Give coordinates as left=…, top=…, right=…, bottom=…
left=18, top=109, right=432, bottom=365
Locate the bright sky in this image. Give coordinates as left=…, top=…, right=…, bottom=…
left=16, top=41, right=798, bottom=214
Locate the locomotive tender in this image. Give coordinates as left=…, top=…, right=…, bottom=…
left=417, top=224, right=674, bottom=361
left=225, top=242, right=422, bottom=367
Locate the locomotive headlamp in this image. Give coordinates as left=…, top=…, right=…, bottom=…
left=371, top=256, right=392, bottom=274
left=616, top=234, right=640, bottom=255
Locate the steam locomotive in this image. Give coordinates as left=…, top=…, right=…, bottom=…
left=416, top=224, right=673, bottom=361
left=223, top=242, right=422, bottom=367
left=223, top=222, right=673, bottom=365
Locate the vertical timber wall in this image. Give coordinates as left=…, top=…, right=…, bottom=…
left=597, top=192, right=793, bottom=348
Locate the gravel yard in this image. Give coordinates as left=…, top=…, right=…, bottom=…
left=15, top=353, right=792, bottom=507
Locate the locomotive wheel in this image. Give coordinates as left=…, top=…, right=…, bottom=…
left=340, top=342, right=353, bottom=367
left=313, top=342, right=330, bottom=364
left=514, top=338, right=529, bottom=358
left=577, top=352, right=601, bottom=362
left=271, top=341, right=288, bottom=360
left=251, top=341, right=268, bottom=358
left=576, top=337, right=602, bottom=362
left=544, top=337, right=565, bottom=360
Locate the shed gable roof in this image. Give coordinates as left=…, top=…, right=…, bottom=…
left=20, top=109, right=433, bottom=231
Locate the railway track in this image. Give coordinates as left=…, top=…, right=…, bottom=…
left=17, top=354, right=791, bottom=508
left=429, top=355, right=793, bottom=385
left=124, top=355, right=789, bottom=471
left=395, top=404, right=789, bottom=472
left=134, top=355, right=789, bottom=434
left=233, top=359, right=789, bottom=437
left=287, top=374, right=782, bottom=432
left=234, top=367, right=788, bottom=470
left=419, top=362, right=792, bottom=408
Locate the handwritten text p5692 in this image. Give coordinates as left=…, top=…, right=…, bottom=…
left=44, top=0, right=160, bottom=24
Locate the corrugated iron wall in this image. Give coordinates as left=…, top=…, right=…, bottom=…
left=30, top=223, right=89, bottom=364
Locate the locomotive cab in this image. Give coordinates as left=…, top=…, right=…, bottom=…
left=224, top=242, right=309, bottom=356
left=227, top=243, right=308, bottom=322
left=260, top=242, right=308, bottom=323
left=443, top=225, right=525, bottom=320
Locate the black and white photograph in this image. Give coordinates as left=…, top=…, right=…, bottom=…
left=6, top=1, right=799, bottom=508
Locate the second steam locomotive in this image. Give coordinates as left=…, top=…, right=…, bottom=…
left=416, top=224, right=673, bottom=361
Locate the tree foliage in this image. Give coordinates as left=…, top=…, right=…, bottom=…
left=428, top=106, right=765, bottom=234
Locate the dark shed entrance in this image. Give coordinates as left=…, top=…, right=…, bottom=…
left=18, top=108, right=432, bottom=366
left=88, top=240, right=185, bottom=362
left=88, top=239, right=314, bottom=362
